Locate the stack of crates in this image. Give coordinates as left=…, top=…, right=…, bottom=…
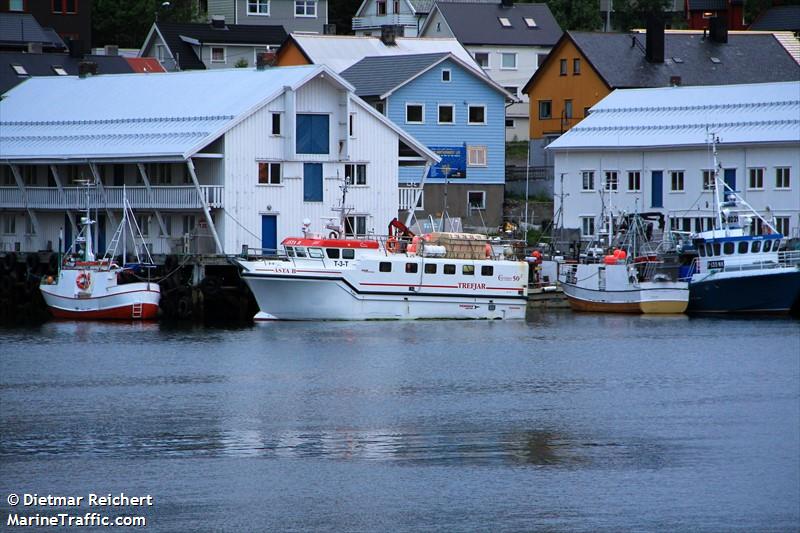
left=425, top=233, right=488, bottom=259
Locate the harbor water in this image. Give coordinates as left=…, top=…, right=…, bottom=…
left=1, top=312, right=799, bottom=531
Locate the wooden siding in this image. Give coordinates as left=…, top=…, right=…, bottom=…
left=526, top=38, right=610, bottom=140
left=391, top=57, right=506, bottom=185
left=275, top=40, right=312, bottom=66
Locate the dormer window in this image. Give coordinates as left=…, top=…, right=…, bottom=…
left=11, top=64, right=28, bottom=76
left=524, top=17, right=537, bottom=27
left=52, top=65, right=67, bottom=76
left=498, top=17, right=511, bottom=27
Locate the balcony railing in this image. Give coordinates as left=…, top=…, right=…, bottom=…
left=399, top=186, right=423, bottom=211
left=0, top=186, right=224, bottom=210
left=351, top=14, right=417, bottom=30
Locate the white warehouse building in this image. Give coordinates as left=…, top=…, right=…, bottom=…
left=548, top=81, right=800, bottom=242
left=0, top=65, right=438, bottom=256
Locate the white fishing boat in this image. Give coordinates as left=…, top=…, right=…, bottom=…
left=238, top=181, right=528, bottom=320
left=40, top=183, right=160, bottom=320
left=559, top=211, right=689, bottom=314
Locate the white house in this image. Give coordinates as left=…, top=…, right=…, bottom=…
left=419, top=1, right=562, bottom=142
left=351, top=0, right=432, bottom=37
left=547, top=81, right=800, bottom=242
left=0, top=65, right=438, bottom=256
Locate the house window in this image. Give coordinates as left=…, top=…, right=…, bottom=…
left=377, top=0, right=386, bottom=15
left=393, top=0, right=399, bottom=13
left=628, top=171, right=641, bottom=191
left=442, top=69, right=451, bottom=82
left=182, top=215, right=196, bottom=235
left=9, top=0, right=24, bottom=11
left=2, top=214, right=16, bottom=235
left=52, top=0, right=77, bottom=14
left=702, top=170, right=716, bottom=191
left=11, top=64, right=27, bottom=76
left=271, top=113, right=281, bottom=135
left=155, top=44, right=166, bottom=61
left=776, top=167, right=791, bottom=189
left=474, top=52, right=489, bottom=68
left=580, top=216, right=595, bottom=238
left=604, top=171, right=618, bottom=191
left=349, top=114, right=355, bottom=137
left=467, top=146, right=487, bottom=167
left=211, top=47, right=225, bottom=63
left=467, top=190, right=486, bottom=210
left=748, top=167, right=764, bottom=189
left=162, top=215, right=172, bottom=237
left=468, top=105, right=485, bottom=124
left=345, top=215, right=367, bottom=236
left=148, top=163, right=173, bottom=185
left=344, top=163, right=367, bottom=185
left=564, top=100, right=573, bottom=119
left=258, top=162, right=281, bottom=185
left=296, top=114, right=329, bottom=154
left=498, top=17, right=511, bottom=27
left=670, top=171, right=684, bottom=192
left=501, top=53, right=517, bottom=69
left=582, top=170, right=595, bottom=191
left=538, top=100, right=552, bottom=119
left=775, top=216, right=790, bottom=236
left=295, top=0, right=316, bottom=16
left=559, top=59, right=567, bottom=75
left=303, top=163, right=323, bottom=202
left=248, top=0, right=269, bottom=15
left=137, top=215, right=149, bottom=237
left=505, top=118, right=515, bottom=128
left=406, top=103, right=424, bottom=124
left=52, top=65, right=67, bottom=75
left=438, top=104, right=454, bottom=124
left=524, top=17, right=537, bottom=27
left=503, top=86, right=517, bottom=98
left=573, top=58, right=581, bottom=74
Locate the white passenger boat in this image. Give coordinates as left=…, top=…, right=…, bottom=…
left=239, top=230, right=529, bottom=321
left=40, top=184, right=160, bottom=320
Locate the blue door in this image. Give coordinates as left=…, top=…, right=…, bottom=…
left=63, top=213, right=72, bottom=254
left=724, top=168, right=736, bottom=192
left=303, top=163, right=323, bottom=202
left=261, top=215, right=277, bottom=253
left=296, top=114, right=330, bottom=154
left=651, top=170, right=663, bottom=208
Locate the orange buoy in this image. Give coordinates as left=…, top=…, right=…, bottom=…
left=386, top=237, right=400, bottom=253
left=604, top=255, right=616, bottom=265
left=485, top=243, right=492, bottom=258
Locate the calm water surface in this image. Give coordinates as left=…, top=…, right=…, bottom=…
left=1, top=312, right=798, bottom=532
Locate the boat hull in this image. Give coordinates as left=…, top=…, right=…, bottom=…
left=561, top=283, right=689, bottom=314
left=689, top=268, right=800, bottom=313
left=243, top=274, right=526, bottom=320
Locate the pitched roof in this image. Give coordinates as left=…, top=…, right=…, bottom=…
left=408, top=0, right=435, bottom=13
left=124, top=57, right=167, bottom=73
left=152, top=22, right=287, bottom=71
left=0, top=13, right=66, bottom=50
left=0, top=65, right=439, bottom=165
left=0, top=52, right=134, bottom=95
left=547, top=81, right=800, bottom=151
left=524, top=31, right=800, bottom=93
left=341, top=52, right=512, bottom=99
left=282, top=33, right=483, bottom=74
left=425, top=2, right=562, bottom=46
left=750, top=5, right=800, bottom=32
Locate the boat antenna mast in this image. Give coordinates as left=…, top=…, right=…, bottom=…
left=709, top=131, right=725, bottom=233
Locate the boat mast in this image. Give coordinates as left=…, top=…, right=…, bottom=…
left=83, top=179, right=95, bottom=262
left=710, top=133, right=724, bottom=233
left=122, top=185, right=127, bottom=263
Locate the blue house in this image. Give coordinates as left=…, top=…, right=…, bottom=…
left=341, top=52, right=513, bottom=230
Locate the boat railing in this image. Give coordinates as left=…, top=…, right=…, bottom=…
left=688, top=251, right=800, bottom=277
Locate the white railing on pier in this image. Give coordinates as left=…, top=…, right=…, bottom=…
left=0, top=186, right=224, bottom=210
left=399, top=186, right=423, bottom=211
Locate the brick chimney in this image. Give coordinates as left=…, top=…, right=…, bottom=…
left=380, top=25, right=400, bottom=45
left=210, top=15, right=226, bottom=29
left=256, top=52, right=276, bottom=70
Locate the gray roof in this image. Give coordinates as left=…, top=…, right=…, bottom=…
left=432, top=2, right=562, bottom=46
left=0, top=51, right=134, bottom=95
left=408, top=0, right=434, bottom=13
left=574, top=31, right=800, bottom=88
left=750, top=6, right=800, bottom=32
left=340, top=52, right=448, bottom=97
left=0, top=13, right=66, bottom=50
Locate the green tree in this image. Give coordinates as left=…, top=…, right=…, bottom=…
left=93, top=0, right=201, bottom=49
left=544, top=0, right=602, bottom=31
left=613, top=0, right=669, bottom=31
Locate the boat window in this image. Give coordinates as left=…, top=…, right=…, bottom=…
left=763, top=240, right=772, bottom=252
left=705, top=243, right=713, bottom=257
left=444, top=264, right=456, bottom=275
left=463, top=265, right=475, bottom=275
left=738, top=241, right=748, bottom=254
left=379, top=262, right=391, bottom=272
left=424, top=263, right=437, bottom=274
left=325, top=248, right=340, bottom=259
left=295, top=247, right=307, bottom=258
left=723, top=242, right=734, bottom=255
left=751, top=241, right=761, bottom=253
left=481, top=265, right=494, bottom=276
left=342, top=249, right=355, bottom=259
left=308, top=247, right=324, bottom=259
left=698, top=246, right=706, bottom=257
left=712, top=243, right=721, bottom=256
left=285, top=246, right=295, bottom=257
left=405, top=263, right=418, bottom=273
